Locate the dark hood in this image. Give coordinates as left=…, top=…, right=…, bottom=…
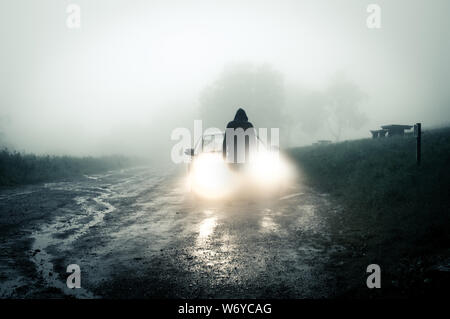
left=234, top=108, right=248, bottom=122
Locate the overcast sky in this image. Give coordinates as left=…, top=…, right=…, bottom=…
left=0, top=0, right=449, bottom=157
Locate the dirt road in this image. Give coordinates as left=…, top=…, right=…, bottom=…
left=0, top=167, right=346, bottom=298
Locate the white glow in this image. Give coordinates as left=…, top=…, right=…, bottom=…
left=189, top=153, right=234, bottom=199
left=187, top=149, right=296, bottom=199
left=248, top=150, right=291, bottom=187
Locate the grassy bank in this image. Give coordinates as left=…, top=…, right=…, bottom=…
left=0, top=149, right=135, bottom=187
left=289, top=127, right=450, bottom=297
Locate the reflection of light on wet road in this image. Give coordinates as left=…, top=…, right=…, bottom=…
left=260, top=208, right=280, bottom=233
left=198, top=217, right=217, bottom=239
left=261, top=216, right=278, bottom=231
left=296, top=204, right=319, bottom=231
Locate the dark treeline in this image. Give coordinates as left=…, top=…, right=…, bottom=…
left=0, top=149, right=135, bottom=187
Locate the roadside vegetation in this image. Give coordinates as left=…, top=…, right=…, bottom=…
left=289, top=127, right=450, bottom=297
left=0, top=149, right=136, bottom=187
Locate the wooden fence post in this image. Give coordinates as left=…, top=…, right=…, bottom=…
left=416, top=123, right=421, bottom=166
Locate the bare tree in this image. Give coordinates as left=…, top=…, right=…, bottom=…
left=284, top=87, right=328, bottom=138
left=325, top=72, right=368, bottom=141
left=0, top=116, right=4, bottom=147
left=199, top=62, right=285, bottom=136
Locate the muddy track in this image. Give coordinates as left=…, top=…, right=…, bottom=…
left=0, top=167, right=345, bottom=298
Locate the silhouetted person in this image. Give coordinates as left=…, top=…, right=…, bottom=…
left=223, top=108, right=256, bottom=168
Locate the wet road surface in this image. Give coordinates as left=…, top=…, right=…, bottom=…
left=0, top=167, right=345, bottom=298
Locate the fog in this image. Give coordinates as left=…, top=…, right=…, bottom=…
left=0, top=0, right=449, bottom=162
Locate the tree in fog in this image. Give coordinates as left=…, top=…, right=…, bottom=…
left=200, top=65, right=367, bottom=145
left=284, top=87, right=328, bottom=144
left=200, top=63, right=285, bottom=137
left=0, top=116, right=5, bottom=147
left=325, top=72, right=368, bottom=141
left=284, top=72, right=367, bottom=144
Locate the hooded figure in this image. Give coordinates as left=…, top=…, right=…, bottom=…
left=222, top=108, right=256, bottom=165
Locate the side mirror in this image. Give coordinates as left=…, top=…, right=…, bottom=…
left=184, top=148, right=195, bottom=156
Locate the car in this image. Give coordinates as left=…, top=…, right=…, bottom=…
left=184, top=131, right=293, bottom=200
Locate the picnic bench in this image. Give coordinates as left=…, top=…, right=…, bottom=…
left=381, top=124, right=413, bottom=136
left=371, top=124, right=413, bottom=138
left=370, top=129, right=388, bottom=138
left=314, top=140, right=332, bottom=146
left=369, top=123, right=422, bottom=166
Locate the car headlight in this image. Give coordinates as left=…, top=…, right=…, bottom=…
left=248, top=150, right=291, bottom=186
left=189, top=153, right=233, bottom=199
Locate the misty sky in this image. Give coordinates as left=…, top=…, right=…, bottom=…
left=0, top=0, right=449, bottom=158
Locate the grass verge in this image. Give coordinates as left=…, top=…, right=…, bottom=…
left=288, top=127, right=450, bottom=297
left=0, top=149, right=136, bottom=187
